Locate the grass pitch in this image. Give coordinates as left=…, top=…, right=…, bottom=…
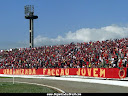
left=0, top=82, right=58, bottom=93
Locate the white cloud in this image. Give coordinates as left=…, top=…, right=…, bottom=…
left=1, top=24, right=128, bottom=50
left=34, top=25, right=128, bottom=46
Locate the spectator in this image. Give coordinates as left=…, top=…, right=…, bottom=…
left=0, top=38, right=128, bottom=69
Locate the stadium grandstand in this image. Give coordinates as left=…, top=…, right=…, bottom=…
left=0, top=38, right=128, bottom=69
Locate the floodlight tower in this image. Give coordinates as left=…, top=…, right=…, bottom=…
left=24, top=5, right=38, bottom=48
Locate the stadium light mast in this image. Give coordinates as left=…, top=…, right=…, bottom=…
left=24, top=5, right=38, bottom=48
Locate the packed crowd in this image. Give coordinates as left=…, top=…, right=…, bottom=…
left=0, top=38, right=128, bottom=69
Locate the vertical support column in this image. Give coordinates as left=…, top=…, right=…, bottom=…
left=29, top=19, right=34, bottom=48
left=31, top=19, right=34, bottom=48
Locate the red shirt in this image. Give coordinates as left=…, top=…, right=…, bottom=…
left=119, top=59, right=122, bottom=67
left=86, top=61, right=89, bottom=65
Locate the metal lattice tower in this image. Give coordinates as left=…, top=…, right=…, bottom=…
left=24, top=5, right=38, bottom=48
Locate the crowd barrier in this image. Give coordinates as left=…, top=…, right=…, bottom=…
left=0, top=68, right=127, bottom=79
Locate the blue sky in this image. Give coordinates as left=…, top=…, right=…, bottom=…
left=1, top=0, right=128, bottom=49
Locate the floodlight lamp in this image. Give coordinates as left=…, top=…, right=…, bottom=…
left=30, top=5, right=31, bottom=12
left=32, top=5, right=34, bottom=13
left=24, top=5, right=28, bottom=15
left=24, top=6, right=26, bottom=15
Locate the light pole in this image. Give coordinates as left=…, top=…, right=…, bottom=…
left=24, top=5, right=38, bottom=48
